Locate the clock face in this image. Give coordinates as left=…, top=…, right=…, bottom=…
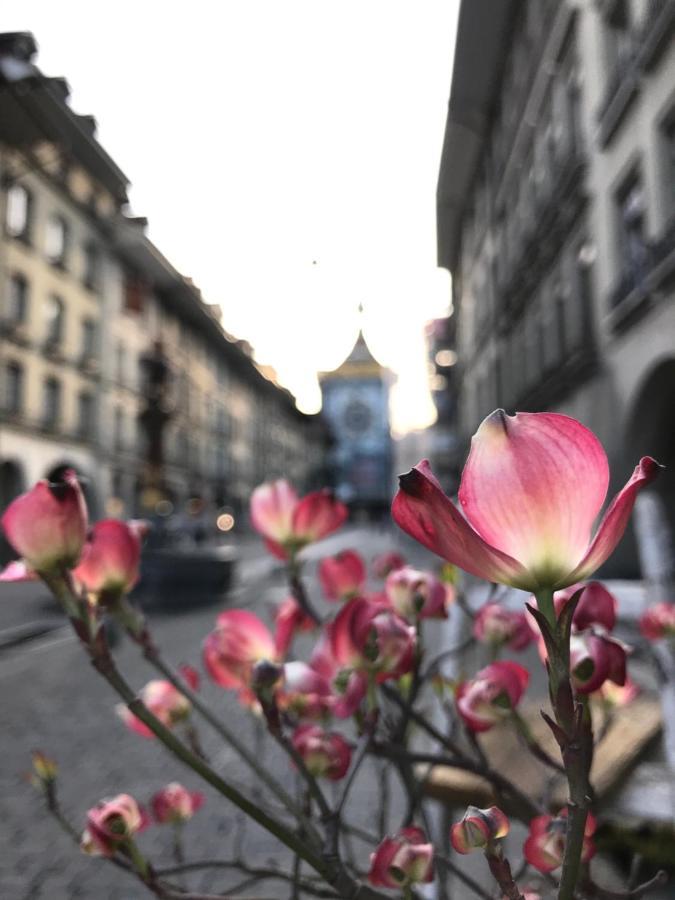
left=343, top=399, right=372, bottom=435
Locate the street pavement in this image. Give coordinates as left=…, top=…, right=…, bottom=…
left=1, top=526, right=421, bottom=900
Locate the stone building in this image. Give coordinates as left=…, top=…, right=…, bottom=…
left=319, top=328, right=394, bottom=517
left=436, top=0, right=675, bottom=576
left=0, top=32, right=329, bottom=547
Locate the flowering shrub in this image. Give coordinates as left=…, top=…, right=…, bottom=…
left=5, top=410, right=671, bottom=900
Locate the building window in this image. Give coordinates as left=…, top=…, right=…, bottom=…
left=5, top=184, right=32, bottom=240
left=113, top=407, right=124, bottom=450
left=78, top=392, right=94, bottom=436
left=45, top=214, right=69, bottom=266
left=7, top=273, right=28, bottom=323
left=42, top=377, right=61, bottom=428
left=616, top=174, right=648, bottom=284
left=81, top=318, right=97, bottom=359
left=124, top=273, right=146, bottom=314
left=83, top=242, right=101, bottom=291
left=5, top=361, right=23, bottom=414
left=45, top=294, right=65, bottom=345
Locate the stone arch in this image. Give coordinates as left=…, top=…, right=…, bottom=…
left=0, top=459, right=27, bottom=563
left=624, top=357, right=675, bottom=586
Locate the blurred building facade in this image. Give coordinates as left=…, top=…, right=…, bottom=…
left=0, top=32, right=329, bottom=536
left=424, top=314, right=460, bottom=491
left=437, top=0, right=675, bottom=576
left=319, top=329, right=394, bottom=517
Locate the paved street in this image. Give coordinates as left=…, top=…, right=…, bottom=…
left=1, top=526, right=420, bottom=900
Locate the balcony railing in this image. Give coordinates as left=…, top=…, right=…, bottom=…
left=608, top=213, right=675, bottom=326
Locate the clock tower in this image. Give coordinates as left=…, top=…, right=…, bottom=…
left=319, top=327, right=394, bottom=517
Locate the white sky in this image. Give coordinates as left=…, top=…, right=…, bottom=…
left=7, top=1, right=458, bottom=435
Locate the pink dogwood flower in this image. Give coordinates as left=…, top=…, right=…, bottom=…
left=473, top=603, right=534, bottom=651
left=309, top=634, right=369, bottom=718
left=291, top=724, right=351, bottom=780
left=523, top=809, right=596, bottom=873
left=0, top=559, right=38, bottom=582
left=531, top=583, right=628, bottom=694
left=274, top=596, right=316, bottom=657
left=117, top=679, right=191, bottom=739
left=372, top=551, right=406, bottom=579
left=330, top=597, right=416, bottom=682
left=392, top=411, right=660, bottom=592
left=595, top=676, right=639, bottom=707
left=456, top=661, right=529, bottom=733
left=640, top=603, right=675, bottom=641
left=277, top=661, right=334, bottom=720
left=151, top=783, right=205, bottom=825
left=80, top=793, right=146, bottom=856
left=203, top=610, right=278, bottom=701
left=250, top=480, right=347, bottom=560
left=73, top=520, right=142, bottom=596
left=368, top=826, right=434, bottom=888
left=319, top=550, right=366, bottom=601
left=1, top=469, right=87, bottom=573
left=450, top=805, right=510, bottom=854
left=384, top=566, right=448, bottom=620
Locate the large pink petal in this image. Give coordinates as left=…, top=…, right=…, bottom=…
left=392, top=460, right=529, bottom=588
left=292, top=490, right=348, bottom=542
left=459, top=411, right=609, bottom=588
left=564, top=457, right=661, bottom=585
left=249, top=480, right=298, bottom=542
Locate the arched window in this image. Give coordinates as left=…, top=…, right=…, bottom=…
left=5, top=184, right=32, bottom=240
left=45, top=294, right=65, bottom=344
left=5, top=362, right=23, bottom=414
left=7, top=273, right=29, bottom=324
left=45, top=213, right=69, bottom=266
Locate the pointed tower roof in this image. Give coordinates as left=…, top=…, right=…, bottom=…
left=319, top=328, right=394, bottom=382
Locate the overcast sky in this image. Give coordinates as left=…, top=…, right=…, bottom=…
left=7, top=1, right=458, bottom=434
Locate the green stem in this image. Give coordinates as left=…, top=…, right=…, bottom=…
left=126, top=839, right=149, bottom=880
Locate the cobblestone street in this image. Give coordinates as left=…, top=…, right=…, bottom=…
left=2, top=527, right=421, bottom=900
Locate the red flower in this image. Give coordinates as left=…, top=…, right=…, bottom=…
left=203, top=610, right=278, bottom=701
left=450, top=806, right=509, bottom=854
left=1, top=469, right=87, bottom=573
left=553, top=581, right=617, bottom=632
left=523, top=809, right=596, bottom=873
left=117, top=679, right=191, bottom=739
left=456, top=661, right=529, bottom=732
left=250, top=480, right=347, bottom=559
left=319, top=550, right=366, bottom=601
left=384, top=566, right=448, bottom=620
left=330, top=597, right=416, bottom=682
left=640, top=602, right=675, bottom=641
left=368, top=826, right=434, bottom=888
left=392, top=411, right=660, bottom=592
left=80, top=794, right=145, bottom=857
left=372, top=551, right=406, bottom=579
left=274, top=596, right=316, bottom=657
left=291, top=724, right=351, bottom=780
left=309, top=634, right=368, bottom=718
left=73, top=520, right=142, bottom=596
left=151, top=783, right=204, bottom=825
left=473, top=603, right=534, bottom=651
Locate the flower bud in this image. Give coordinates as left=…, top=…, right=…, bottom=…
left=330, top=598, right=416, bottom=682
left=319, top=550, right=366, bottom=601
left=639, top=602, right=675, bottom=641
left=151, top=783, right=204, bottom=825
left=473, top=603, right=534, bottom=651
left=456, top=662, right=529, bottom=732
left=29, top=750, right=58, bottom=788
left=1, top=470, right=87, bottom=573
left=385, top=566, right=448, bottom=620
left=523, top=809, right=595, bottom=873
left=368, top=826, right=434, bottom=888
left=291, top=724, right=351, bottom=780
left=450, top=805, right=510, bottom=854
left=117, top=679, right=191, bottom=739
left=372, top=551, right=406, bottom=579
left=80, top=793, right=145, bottom=856
left=73, top=520, right=141, bottom=597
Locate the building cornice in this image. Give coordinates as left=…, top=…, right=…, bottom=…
left=436, top=0, right=517, bottom=271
